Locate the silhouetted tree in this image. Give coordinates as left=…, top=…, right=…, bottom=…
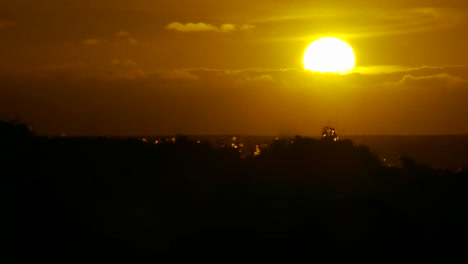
left=322, top=126, right=338, bottom=142
left=0, top=120, right=35, bottom=140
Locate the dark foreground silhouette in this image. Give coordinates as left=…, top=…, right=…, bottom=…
left=5, top=121, right=467, bottom=263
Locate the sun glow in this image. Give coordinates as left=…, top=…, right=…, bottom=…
left=303, top=37, right=356, bottom=74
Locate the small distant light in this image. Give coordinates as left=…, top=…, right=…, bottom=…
left=142, top=138, right=148, bottom=143
left=232, top=136, right=237, bottom=142
left=254, top=145, right=261, bottom=156
left=171, top=137, right=176, bottom=143
left=197, top=140, right=201, bottom=144
left=155, top=140, right=160, bottom=144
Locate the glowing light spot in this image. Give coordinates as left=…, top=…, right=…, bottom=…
left=304, top=37, right=356, bottom=74
left=254, top=145, right=261, bottom=156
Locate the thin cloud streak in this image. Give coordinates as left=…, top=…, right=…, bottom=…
left=247, top=7, right=464, bottom=41
left=82, top=39, right=100, bottom=46
left=166, top=22, right=255, bottom=33
left=0, top=20, right=16, bottom=29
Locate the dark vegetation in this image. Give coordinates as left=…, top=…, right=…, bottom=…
left=6, top=121, right=468, bottom=263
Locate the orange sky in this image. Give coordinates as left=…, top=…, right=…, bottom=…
left=0, top=0, right=467, bottom=136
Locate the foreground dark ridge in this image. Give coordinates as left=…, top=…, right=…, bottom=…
left=5, top=121, right=467, bottom=262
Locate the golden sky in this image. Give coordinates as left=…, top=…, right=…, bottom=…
left=0, top=0, right=467, bottom=136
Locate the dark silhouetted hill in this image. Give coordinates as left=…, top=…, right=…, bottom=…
left=5, top=122, right=467, bottom=263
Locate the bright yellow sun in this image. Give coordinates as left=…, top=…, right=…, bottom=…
left=303, top=37, right=356, bottom=74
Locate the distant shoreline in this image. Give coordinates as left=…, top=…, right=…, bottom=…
left=37, top=134, right=468, bottom=170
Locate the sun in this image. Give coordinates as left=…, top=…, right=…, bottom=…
left=303, top=37, right=356, bottom=74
